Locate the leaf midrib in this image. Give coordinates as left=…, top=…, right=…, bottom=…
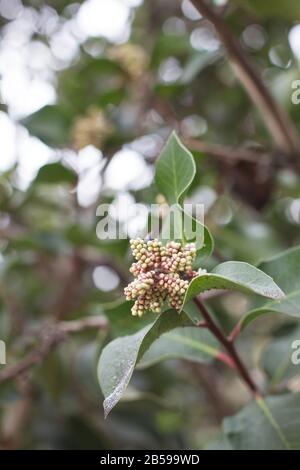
left=167, top=332, right=220, bottom=357
left=256, top=397, right=291, bottom=450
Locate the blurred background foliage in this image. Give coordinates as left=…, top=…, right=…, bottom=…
left=0, top=0, right=300, bottom=450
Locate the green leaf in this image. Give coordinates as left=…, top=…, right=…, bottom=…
left=155, top=131, right=196, bottom=205
left=99, top=298, right=157, bottom=336
left=154, top=83, right=185, bottom=98
left=97, top=310, right=193, bottom=417
left=181, top=261, right=285, bottom=309
left=160, top=203, right=213, bottom=259
left=151, top=33, right=192, bottom=68
left=21, top=105, right=72, bottom=147
left=138, top=326, right=220, bottom=369
left=223, top=394, right=300, bottom=450
left=261, top=324, right=300, bottom=386
left=85, top=57, right=124, bottom=75
left=34, top=163, right=77, bottom=186
left=180, top=50, right=222, bottom=85
left=238, top=0, right=300, bottom=21
left=155, top=133, right=213, bottom=258
left=241, top=246, right=300, bottom=329
left=205, top=436, right=233, bottom=450
left=181, top=206, right=213, bottom=260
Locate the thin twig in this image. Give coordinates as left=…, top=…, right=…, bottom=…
left=149, top=96, right=278, bottom=167
left=0, top=316, right=108, bottom=385
left=191, top=0, right=300, bottom=157
left=193, top=295, right=259, bottom=395
left=184, top=138, right=268, bottom=164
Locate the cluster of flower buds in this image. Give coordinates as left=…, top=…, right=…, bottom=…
left=124, top=238, right=198, bottom=317
left=71, top=107, right=112, bottom=151
left=108, top=44, right=148, bottom=79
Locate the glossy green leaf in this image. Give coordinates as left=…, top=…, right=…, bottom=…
left=160, top=203, right=213, bottom=259
left=155, top=131, right=196, bottom=205
left=100, top=298, right=157, bottom=336
left=155, top=133, right=213, bottom=258
left=97, top=310, right=192, bottom=417
left=223, top=394, right=300, bottom=450
left=182, top=261, right=284, bottom=309
left=241, top=246, right=300, bottom=329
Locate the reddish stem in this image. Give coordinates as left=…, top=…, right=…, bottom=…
left=215, top=351, right=236, bottom=369
left=193, top=296, right=259, bottom=396
left=228, top=321, right=241, bottom=342
left=196, top=320, right=208, bottom=328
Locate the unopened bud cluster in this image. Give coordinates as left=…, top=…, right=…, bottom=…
left=124, top=239, right=197, bottom=317
left=71, top=108, right=112, bottom=151
left=108, top=44, right=148, bottom=79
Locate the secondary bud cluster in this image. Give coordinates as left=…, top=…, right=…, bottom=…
left=108, top=44, right=148, bottom=79
left=124, top=238, right=197, bottom=317
left=71, top=107, right=112, bottom=151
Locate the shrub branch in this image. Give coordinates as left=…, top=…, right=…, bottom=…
left=0, top=316, right=108, bottom=385
left=193, top=295, right=259, bottom=395
left=191, top=0, right=300, bottom=157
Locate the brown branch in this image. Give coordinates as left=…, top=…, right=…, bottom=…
left=193, top=295, right=259, bottom=396
left=47, top=252, right=85, bottom=321
left=191, top=0, right=300, bottom=157
left=0, top=381, right=33, bottom=449
left=149, top=98, right=276, bottom=167
left=184, top=138, right=267, bottom=164
left=0, top=316, right=108, bottom=385
left=58, top=316, right=108, bottom=333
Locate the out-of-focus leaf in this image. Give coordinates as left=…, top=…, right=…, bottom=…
left=97, top=310, right=193, bottom=417
left=34, top=163, right=77, bottom=185
left=261, top=324, right=300, bottom=385
left=97, top=88, right=126, bottom=107
left=21, top=105, right=72, bottom=147
left=206, top=436, right=233, bottom=450
left=239, top=0, right=300, bottom=20
left=182, top=261, right=284, bottom=309
left=241, top=246, right=300, bottom=329
left=83, top=57, right=124, bottom=75
left=180, top=50, right=222, bottom=84
left=151, top=34, right=192, bottom=68
left=153, top=83, right=185, bottom=97
left=214, top=221, right=282, bottom=265
left=223, top=394, right=300, bottom=450
left=64, top=225, right=129, bottom=258
left=6, top=232, right=68, bottom=254
left=138, top=326, right=220, bottom=368
left=58, top=55, right=126, bottom=114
